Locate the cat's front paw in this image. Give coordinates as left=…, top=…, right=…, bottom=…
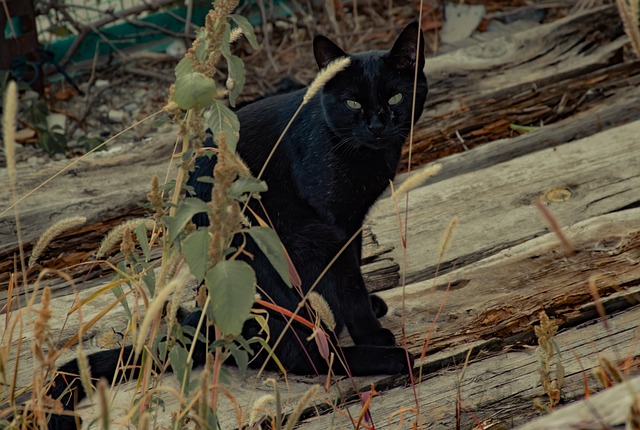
left=382, top=347, right=414, bottom=375
left=47, top=413, right=81, bottom=430
left=353, top=327, right=397, bottom=347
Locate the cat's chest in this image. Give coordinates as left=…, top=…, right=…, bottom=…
left=298, top=146, right=398, bottom=229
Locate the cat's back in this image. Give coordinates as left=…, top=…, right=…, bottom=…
left=236, top=89, right=305, bottom=139
left=233, top=88, right=309, bottom=180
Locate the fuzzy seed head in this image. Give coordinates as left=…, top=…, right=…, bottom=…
left=308, top=292, right=336, bottom=331
left=29, top=216, right=87, bottom=267
left=395, top=163, right=442, bottom=195
left=303, top=57, right=351, bottom=104
left=96, top=218, right=155, bottom=258
left=3, top=81, right=17, bottom=186
left=249, top=394, right=276, bottom=425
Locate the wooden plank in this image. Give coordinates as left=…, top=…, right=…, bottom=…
left=0, top=129, right=176, bottom=249
left=403, top=4, right=639, bottom=169
left=392, top=85, right=640, bottom=193
left=297, top=305, right=640, bottom=429
left=5, top=207, right=638, bottom=428
left=370, top=120, right=640, bottom=285
left=515, top=376, right=640, bottom=430
left=375, top=207, right=640, bottom=356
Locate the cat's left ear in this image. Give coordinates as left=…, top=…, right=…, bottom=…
left=313, top=35, right=348, bottom=69
left=389, top=21, right=425, bottom=71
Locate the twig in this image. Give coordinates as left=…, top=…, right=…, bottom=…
left=57, top=0, right=178, bottom=66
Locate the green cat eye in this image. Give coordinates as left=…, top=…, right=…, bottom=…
left=388, top=93, right=403, bottom=105
left=346, top=100, right=362, bottom=110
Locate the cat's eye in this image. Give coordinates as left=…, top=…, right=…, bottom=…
left=388, top=93, right=403, bottom=105
left=346, top=100, right=362, bottom=110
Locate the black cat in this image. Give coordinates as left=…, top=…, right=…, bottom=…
left=46, top=22, right=427, bottom=429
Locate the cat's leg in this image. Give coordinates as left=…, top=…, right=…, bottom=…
left=47, top=310, right=212, bottom=429
left=370, top=294, right=388, bottom=319
left=332, top=245, right=399, bottom=347
left=244, top=318, right=411, bottom=375
left=47, top=345, right=138, bottom=430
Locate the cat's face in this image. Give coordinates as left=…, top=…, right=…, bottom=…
left=313, top=23, right=428, bottom=151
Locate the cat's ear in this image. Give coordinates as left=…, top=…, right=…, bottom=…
left=389, top=21, right=425, bottom=71
left=313, top=35, right=348, bottom=69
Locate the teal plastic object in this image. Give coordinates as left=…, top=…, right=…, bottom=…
left=45, top=7, right=209, bottom=66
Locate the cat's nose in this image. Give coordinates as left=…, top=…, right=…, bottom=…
left=368, top=123, right=386, bottom=136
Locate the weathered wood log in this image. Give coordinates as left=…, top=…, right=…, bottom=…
left=515, top=375, right=640, bottom=430
left=297, top=305, right=640, bottom=429
left=11, top=205, right=638, bottom=428
left=402, top=4, right=638, bottom=170
left=371, top=120, right=640, bottom=286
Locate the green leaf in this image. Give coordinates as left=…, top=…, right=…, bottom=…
left=224, top=53, right=245, bottom=107
left=205, top=260, right=256, bottom=336
left=134, top=222, right=151, bottom=261
left=194, top=28, right=209, bottom=64
left=167, top=198, right=210, bottom=243
left=141, top=269, right=156, bottom=295
left=48, top=24, right=73, bottom=37
left=205, top=101, right=240, bottom=152
left=509, top=123, right=539, bottom=134
left=173, top=58, right=217, bottom=110
left=229, top=344, right=249, bottom=371
left=228, top=176, right=267, bottom=199
left=111, top=279, right=131, bottom=317
left=182, top=229, right=210, bottom=283
left=247, top=227, right=291, bottom=288
left=230, top=14, right=259, bottom=50
left=168, top=345, right=192, bottom=395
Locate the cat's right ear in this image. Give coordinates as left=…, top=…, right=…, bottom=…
left=313, top=36, right=348, bottom=69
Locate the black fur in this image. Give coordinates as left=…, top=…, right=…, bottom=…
left=46, top=22, right=427, bottom=429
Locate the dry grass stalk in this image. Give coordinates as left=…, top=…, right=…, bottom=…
left=533, top=198, right=575, bottom=256
left=616, top=0, right=640, bottom=57
left=303, top=57, right=351, bottom=103
left=249, top=394, right=276, bottom=426
left=33, top=287, right=55, bottom=369
left=29, top=216, right=87, bottom=267
left=394, top=163, right=442, bottom=195
left=96, top=218, right=156, bottom=258
left=438, top=215, right=458, bottom=263
left=256, top=57, right=352, bottom=181
left=628, top=394, right=640, bottom=429
left=96, top=378, right=110, bottom=429
left=3, top=80, right=28, bottom=286
left=307, top=291, right=336, bottom=331
left=4, top=81, right=17, bottom=186
left=135, top=271, right=185, bottom=355
left=534, top=310, right=564, bottom=412
left=284, top=384, right=320, bottom=430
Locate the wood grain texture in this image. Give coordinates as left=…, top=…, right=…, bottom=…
left=297, top=304, right=640, bottom=429
left=403, top=4, right=639, bottom=169
left=372, top=120, right=640, bottom=285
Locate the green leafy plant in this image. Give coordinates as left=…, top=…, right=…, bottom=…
left=80, top=1, right=293, bottom=426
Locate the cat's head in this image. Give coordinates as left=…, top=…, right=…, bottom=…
left=313, top=22, right=428, bottom=151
